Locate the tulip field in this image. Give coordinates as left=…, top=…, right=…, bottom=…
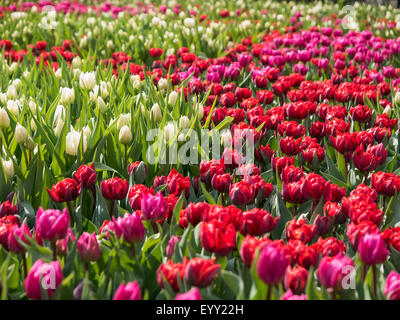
left=2, top=0, right=400, bottom=301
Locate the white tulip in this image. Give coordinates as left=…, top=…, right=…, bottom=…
left=168, top=91, right=178, bottom=106
left=151, top=103, right=162, bottom=123
left=6, top=85, right=17, bottom=99
left=66, top=128, right=87, bottom=156
left=0, top=108, right=10, bottom=129
left=59, top=87, right=75, bottom=105
left=2, top=159, right=14, bottom=179
left=119, top=125, right=133, bottom=144
left=179, top=116, right=190, bottom=129
left=79, top=71, right=96, bottom=90
left=7, top=100, right=19, bottom=118
left=164, top=122, right=176, bottom=142
left=15, top=124, right=28, bottom=144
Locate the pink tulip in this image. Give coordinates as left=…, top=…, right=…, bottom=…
left=385, top=271, right=400, bottom=300
left=108, top=211, right=145, bottom=244
left=113, top=281, right=141, bottom=300
left=317, top=253, right=354, bottom=291
left=358, top=233, right=388, bottom=265
left=166, top=236, right=180, bottom=258
left=141, top=191, right=167, bottom=221
left=257, top=241, right=290, bottom=285
left=77, top=232, right=101, bottom=263
left=24, top=259, right=63, bottom=300
left=175, top=287, right=202, bottom=300
left=35, top=207, right=69, bottom=242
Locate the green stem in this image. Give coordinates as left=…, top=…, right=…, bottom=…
left=67, top=201, right=75, bottom=228
left=266, top=284, right=272, bottom=300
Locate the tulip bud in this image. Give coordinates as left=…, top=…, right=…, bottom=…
left=313, top=215, right=331, bottom=236
left=196, top=103, right=204, bottom=119
left=55, top=68, right=62, bottom=79
left=128, top=161, right=147, bottom=184
left=179, top=116, right=190, bottom=129
left=119, top=125, right=132, bottom=144
left=59, top=87, right=75, bottom=105
left=166, top=236, right=180, bottom=258
left=168, top=91, right=178, bottom=106
left=15, top=124, right=28, bottom=144
left=151, top=103, right=162, bottom=123
left=66, top=128, right=87, bottom=156
left=0, top=108, right=10, bottom=129
left=77, top=232, right=101, bottom=263
left=8, top=222, right=32, bottom=254
left=6, top=85, right=17, bottom=99
left=2, top=159, right=14, bottom=179
left=97, top=96, right=107, bottom=113
left=158, top=78, right=168, bottom=91
left=7, top=100, right=19, bottom=117
left=164, top=122, right=176, bottom=142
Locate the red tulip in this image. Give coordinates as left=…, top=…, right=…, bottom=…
left=199, top=220, right=236, bottom=256
left=101, top=177, right=128, bottom=200
left=47, top=178, right=81, bottom=202
left=184, top=257, right=220, bottom=288
left=284, top=265, right=308, bottom=294
left=73, top=163, right=97, bottom=189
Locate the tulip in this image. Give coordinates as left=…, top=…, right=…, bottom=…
left=168, top=91, right=178, bottom=106
left=317, top=254, right=354, bottom=293
left=257, top=241, right=290, bottom=289
left=358, top=233, right=388, bottom=266
left=113, top=281, right=141, bottom=300
left=119, top=125, right=132, bottom=144
left=229, top=180, right=254, bottom=206
left=66, top=128, right=87, bottom=156
left=385, top=271, right=400, bottom=300
left=185, top=202, right=210, bottom=226
left=8, top=221, right=32, bottom=254
left=79, top=71, right=96, bottom=90
left=141, top=191, right=167, bottom=222
left=100, top=177, right=129, bottom=211
left=175, top=287, right=202, bottom=300
left=199, top=220, right=236, bottom=256
left=24, top=259, right=63, bottom=300
left=59, top=87, right=75, bottom=105
left=166, top=236, right=180, bottom=258
left=240, top=235, right=270, bottom=268
left=77, top=232, right=101, bottom=264
left=47, top=178, right=81, bottom=203
left=108, top=211, right=145, bottom=247
left=157, top=259, right=187, bottom=292
left=0, top=108, right=10, bottom=129
left=184, top=257, right=220, bottom=288
left=128, top=184, right=154, bottom=210
left=73, top=163, right=97, bottom=190
left=35, top=207, right=69, bottom=244
left=0, top=200, right=18, bottom=217
left=15, top=124, right=28, bottom=144
left=284, top=266, right=308, bottom=294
